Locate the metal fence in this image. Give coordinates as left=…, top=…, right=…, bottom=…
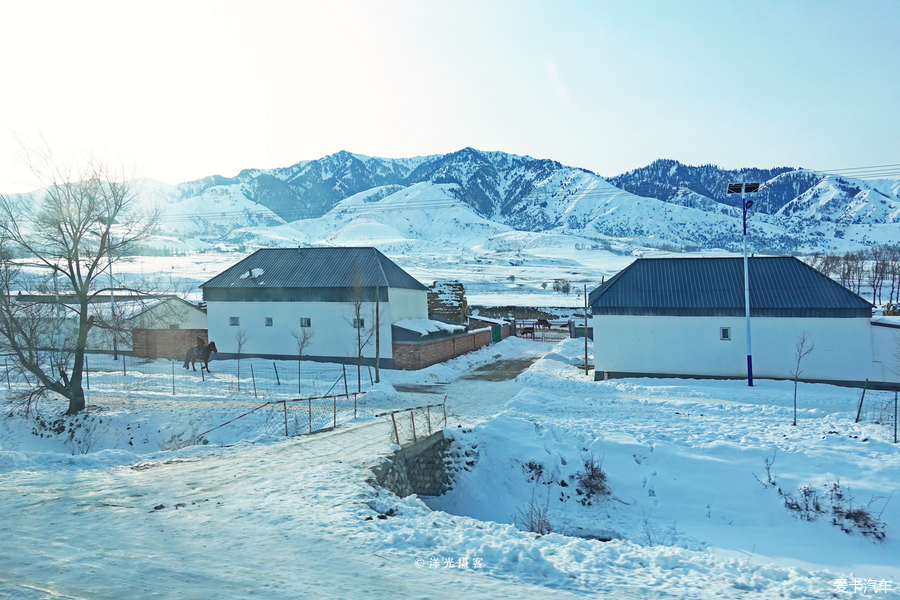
left=172, top=392, right=367, bottom=449
left=376, top=398, right=448, bottom=446
left=1, top=353, right=373, bottom=403
left=857, top=388, right=899, bottom=444
left=513, top=319, right=570, bottom=342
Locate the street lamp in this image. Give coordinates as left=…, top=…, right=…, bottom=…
left=727, top=182, right=760, bottom=386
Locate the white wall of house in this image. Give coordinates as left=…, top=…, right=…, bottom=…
left=208, top=299, right=394, bottom=360
left=871, top=324, right=900, bottom=383
left=387, top=288, right=428, bottom=321
left=592, top=315, right=898, bottom=384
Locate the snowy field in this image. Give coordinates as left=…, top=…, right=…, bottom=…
left=2, top=337, right=899, bottom=599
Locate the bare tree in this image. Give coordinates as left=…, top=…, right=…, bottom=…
left=790, top=332, right=815, bottom=427
left=867, top=245, right=889, bottom=305
left=233, top=328, right=250, bottom=392
left=290, top=325, right=316, bottom=395
left=886, top=246, right=900, bottom=306
left=0, top=151, right=160, bottom=415
left=820, top=253, right=841, bottom=280
left=346, top=269, right=385, bottom=393
left=552, top=279, right=571, bottom=295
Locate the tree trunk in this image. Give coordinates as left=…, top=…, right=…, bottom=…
left=65, top=389, right=86, bottom=415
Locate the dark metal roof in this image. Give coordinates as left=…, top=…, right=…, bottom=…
left=200, top=247, right=427, bottom=292
left=590, top=257, right=873, bottom=318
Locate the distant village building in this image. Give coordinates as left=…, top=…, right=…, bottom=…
left=9, top=292, right=205, bottom=357
left=200, top=247, right=501, bottom=368
left=589, top=257, right=899, bottom=388
left=130, top=296, right=208, bottom=359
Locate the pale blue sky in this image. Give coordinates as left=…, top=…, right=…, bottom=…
left=2, top=0, right=898, bottom=192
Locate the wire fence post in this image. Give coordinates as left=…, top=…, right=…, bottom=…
left=410, top=411, right=416, bottom=442
left=333, top=396, right=337, bottom=428
left=284, top=401, right=289, bottom=437
left=273, top=362, right=280, bottom=385
left=856, top=379, right=869, bottom=423
left=894, top=390, right=898, bottom=444
left=172, top=361, right=175, bottom=395
left=85, top=355, right=90, bottom=390
left=354, top=393, right=357, bottom=419
left=391, top=413, right=399, bottom=445
left=251, top=365, right=258, bottom=398
left=308, top=398, right=312, bottom=434
left=122, top=355, right=127, bottom=377
left=342, top=365, right=348, bottom=395
left=426, top=405, right=432, bottom=435
left=442, top=396, right=448, bottom=427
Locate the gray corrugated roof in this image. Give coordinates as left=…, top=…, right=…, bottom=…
left=590, top=257, right=873, bottom=318
left=200, top=247, right=427, bottom=291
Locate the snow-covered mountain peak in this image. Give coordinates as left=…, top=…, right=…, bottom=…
left=122, top=149, right=900, bottom=255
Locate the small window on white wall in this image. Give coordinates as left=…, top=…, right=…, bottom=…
left=353, top=318, right=365, bottom=329
left=265, top=317, right=273, bottom=327
left=299, top=318, right=311, bottom=328
left=229, top=317, right=240, bottom=326
left=720, top=327, right=731, bottom=341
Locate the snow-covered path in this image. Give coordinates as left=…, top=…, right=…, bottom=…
left=0, top=418, right=610, bottom=599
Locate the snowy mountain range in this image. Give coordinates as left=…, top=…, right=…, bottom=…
left=142, top=149, right=900, bottom=255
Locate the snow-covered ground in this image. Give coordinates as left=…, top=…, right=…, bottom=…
left=2, top=337, right=898, bottom=599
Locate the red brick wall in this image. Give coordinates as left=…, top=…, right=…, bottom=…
left=132, top=328, right=208, bottom=360
left=392, top=329, right=492, bottom=370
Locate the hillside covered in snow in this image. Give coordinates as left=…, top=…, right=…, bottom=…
left=127, top=150, right=899, bottom=255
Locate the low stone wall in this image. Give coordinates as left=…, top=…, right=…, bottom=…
left=371, top=431, right=453, bottom=498
left=392, top=329, right=491, bottom=370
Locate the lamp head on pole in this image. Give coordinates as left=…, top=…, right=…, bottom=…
left=728, top=182, right=761, bottom=236
left=727, top=182, right=761, bottom=195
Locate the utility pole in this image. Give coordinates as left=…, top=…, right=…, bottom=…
left=374, top=249, right=380, bottom=384
left=727, top=182, right=760, bottom=386
left=584, top=284, right=589, bottom=376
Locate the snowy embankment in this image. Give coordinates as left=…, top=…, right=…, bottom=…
left=366, top=340, right=900, bottom=598
left=1, top=339, right=898, bottom=599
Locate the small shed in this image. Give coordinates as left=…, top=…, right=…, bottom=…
left=589, top=256, right=897, bottom=387
left=128, top=296, right=208, bottom=359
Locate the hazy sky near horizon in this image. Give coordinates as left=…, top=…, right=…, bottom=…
left=2, top=0, right=898, bottom=192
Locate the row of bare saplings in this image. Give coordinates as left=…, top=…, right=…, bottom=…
left=803, top=244, right=900, bottom=306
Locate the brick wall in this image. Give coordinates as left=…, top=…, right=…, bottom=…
left=132, top=328, right=208, bottom=360
left=392, top=329, right=492, bottom=370
left=468, top=318, right=510, bottom=340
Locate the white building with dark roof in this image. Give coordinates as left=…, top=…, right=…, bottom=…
left=200, top=247, right=430, bottom=367
left=589, top=256, right=899, bottom=388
